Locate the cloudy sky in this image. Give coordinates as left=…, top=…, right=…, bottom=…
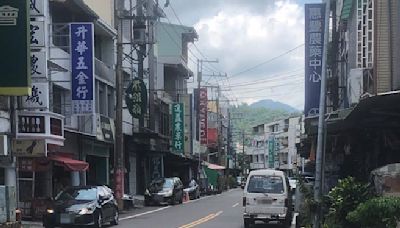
left=162, top=0, right=321, bottom=110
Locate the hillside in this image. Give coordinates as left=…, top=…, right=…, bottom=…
left=250, top=99, right=298, bottom=113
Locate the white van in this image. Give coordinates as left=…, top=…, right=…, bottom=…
left=243, top=169, right=292, bottom=227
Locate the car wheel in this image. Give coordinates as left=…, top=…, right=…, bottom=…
left=110, top=208, right=119, bottom=226
left=244, top=218, right=252, bottom=228
left=179, top=195, right=183, bottom=204
left=94, top=211, right=103, bottom=228
left=169, top=195, right=176, bottom=205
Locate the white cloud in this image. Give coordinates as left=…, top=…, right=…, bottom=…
left=165, top=0, right=309, bottom=110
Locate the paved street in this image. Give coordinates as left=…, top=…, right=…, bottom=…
left=115, top=188, right=295, bottom=228
left=23, top=188, right=296, bottom=228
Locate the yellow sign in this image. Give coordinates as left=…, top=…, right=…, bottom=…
left=12, top=139, right=46, bottom=157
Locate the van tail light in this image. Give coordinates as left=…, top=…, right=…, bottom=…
left=243, top=197, right=246, bottom=207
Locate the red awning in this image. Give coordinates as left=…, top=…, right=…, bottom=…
left=207, top=163, right=226, bottom=170
left=48, top=155, right=89, bottom=172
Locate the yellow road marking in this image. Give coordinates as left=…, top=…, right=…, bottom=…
left=178, top=211, right=223, bottom=228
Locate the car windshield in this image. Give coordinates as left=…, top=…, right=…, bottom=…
left=56, top=187, right=97, bottom=201
left=247, top=175, right=285, bottom=194
left=163, top=179, right=174, bottom=189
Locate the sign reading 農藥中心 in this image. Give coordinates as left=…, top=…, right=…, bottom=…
left=0, top=1, right=31, bottom=95
left=172, top=103, right=184, bottom=153
left=304, top=4, right=326, bottom=117
left=70, top=23, right=95, bottom=114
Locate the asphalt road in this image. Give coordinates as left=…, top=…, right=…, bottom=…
left=113, top=188, right=296, bottom=228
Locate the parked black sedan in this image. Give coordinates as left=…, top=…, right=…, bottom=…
left=145, top=177, right=184, bottom=205
left=43, top=185, right=119, bottom=228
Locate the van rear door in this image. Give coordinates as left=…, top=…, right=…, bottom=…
left=244, top=175, right=287, bottom=216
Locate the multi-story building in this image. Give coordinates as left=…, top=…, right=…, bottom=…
left=248, top=117, right=302, bottom=173
left=302, top=0, right=400, bottom=192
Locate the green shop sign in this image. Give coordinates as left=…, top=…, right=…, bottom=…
left=172, top=103, right=184, bottom=153
left=0, top=0, right=30, bottom=95
left=125, top=78, right=147, bottom=118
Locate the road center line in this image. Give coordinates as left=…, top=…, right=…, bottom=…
left=120, top=206, right=172, bottom=221
left=178, top=211, right=223, bottom=228
left=232, top=203, right=239, bottom=208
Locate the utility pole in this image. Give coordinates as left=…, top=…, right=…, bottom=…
left=147, top=0, right=155, bottom=131
left=114, top=0, right=125, bottom=209
left=313, top=1, right=330, bottom=227
left=136, top=0, right=146, bottom=130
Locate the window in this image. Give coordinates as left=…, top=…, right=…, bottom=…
left=247, top=175, right=284, bottom=194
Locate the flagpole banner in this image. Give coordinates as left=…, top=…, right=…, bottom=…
left=304, top=4, right=326, bottom=117
left=70, top=23, right=94, bottom=114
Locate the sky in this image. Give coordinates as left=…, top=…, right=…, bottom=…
left=162, top=0, right=321, bottom=110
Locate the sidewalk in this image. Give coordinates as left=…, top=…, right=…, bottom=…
left=21, top=195, right=145, bottom=228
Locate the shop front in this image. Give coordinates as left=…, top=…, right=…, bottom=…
left=16, top=154, right=88, bottom=220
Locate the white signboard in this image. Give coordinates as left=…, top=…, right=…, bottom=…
left=21, top=82, right=49, bottom=109
left=30, top=21, right=45, bottom=47
left=31, top=51, right=47, bottom=78
left=30, top=0, right=45, bottom=16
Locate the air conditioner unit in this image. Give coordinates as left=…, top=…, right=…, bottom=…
left=0, top=135, right=7, bottom=156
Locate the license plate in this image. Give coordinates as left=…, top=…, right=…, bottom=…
left=60, top=214, right=72, bottom=224
left=257, top=198, right=272, bottom=204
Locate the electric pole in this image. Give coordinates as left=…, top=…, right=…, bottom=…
left=136, top=0, right=146, bottom=130
left=147, top=0, right=156, bottom=131
left=114, top=0, right=125, bottom=208
left=313, top=1, right=330, bottom=227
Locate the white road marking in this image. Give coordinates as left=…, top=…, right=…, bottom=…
left=292, top=212, right=299, bottom=225
left=121, top=195, right=217, bottom=221
left=232, top=203, right=239, bottom=208
left=120, top=206, right=172, bottom=221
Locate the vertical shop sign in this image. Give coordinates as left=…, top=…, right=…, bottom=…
left=30, top=51, right=46, bottom=78
left=29, top=0, right=45, bottom=16
left=70, top=23, right=94, bottom=114
left=125, top=78, right=147, bottom=118
left=304, top=4, right=326, bottom=117
left=172, top=103, right=184, bottom=153
left=199, top=88, right=208, bottom=145
left=30, top=21, right=45, bottom=47
left=268, top=136, right=275, bottom=168
left=0, top=1, right=30, bottom=95
left=21, top=82, right=49, bottom=109
left=150, top=156, right=162, bottom=180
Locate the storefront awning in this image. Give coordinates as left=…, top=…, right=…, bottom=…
left=49, top=155, right=89, bottom=171
left=206, top=163, right=226, bottom=170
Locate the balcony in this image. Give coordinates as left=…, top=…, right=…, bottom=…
left=95, top=58, right=115, bottom=85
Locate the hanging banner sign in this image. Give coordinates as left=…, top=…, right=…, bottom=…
left=172, top=103, right=184, bottom=153
left=199, top=88, right=208, bottom=145
left=125, top=78, right=147, bottom=118
left=304, top=3, right=326, bottom=117
left=70, top=23, right=95, bottom=114
left=0, top=1, right=31, bottom=95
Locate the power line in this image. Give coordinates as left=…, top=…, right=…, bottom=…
left=229, top=44, right=305, bottom=78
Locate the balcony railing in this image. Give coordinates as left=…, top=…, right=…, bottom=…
left=95, top=58, right=115, bottom=84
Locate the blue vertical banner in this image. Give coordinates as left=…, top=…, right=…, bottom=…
left=304, top=4, right=326, bottom=117
left=70, top=23, right=94, bottom=114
